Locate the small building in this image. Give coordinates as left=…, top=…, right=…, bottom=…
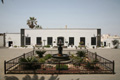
left=5, top=33, right=20, bottom=47
left=21, top=28, right=101, bottom=48
left=101, top=34, right=120, bottom=48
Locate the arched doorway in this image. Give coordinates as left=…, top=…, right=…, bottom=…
left=57, top=37, right=64, bottom=45
left=8, top=41, right=13, bottom=47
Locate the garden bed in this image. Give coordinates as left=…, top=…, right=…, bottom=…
left=4, top=50, right=115, bottom=74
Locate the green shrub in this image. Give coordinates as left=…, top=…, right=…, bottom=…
left=85, top=62, right=99, bottom=70
left=76, top=51, right=86, bottom=57
left=44, top=45, right=50, bottom=48
left=39, top=58, right=45, bottom=63
left=21, top=45, right=27, bottom=48
left=56, top=64, right=68, bottom=70
left=85, top=62, right=94, bottom=69
left=112, top=39, right=119, bottom=49
left=19, top=57, right=38, bottom=69
left=93, top=59, right=99, bottom=63
left=101, top=46, right=104, bottom=48
left=72, top=56, right=83, bottom=66
left=70, top=54, right=74, bottom=58
left=19, top=57, right=38, bottom=63
left=36, top=50, right=46, bottom=58
left=44, top=54, right=52, bottom=60
left=14, top=45, right=17, bottom=48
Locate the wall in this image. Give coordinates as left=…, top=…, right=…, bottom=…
left=5, top=33, right=20, bottom=47
left=0, top=36, right=4, bottom=47
left=24, top=28, right=99, bottom=48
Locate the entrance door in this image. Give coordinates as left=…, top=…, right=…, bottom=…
left=57, top=37, right=64, bottom=45
left=104, top=42, right=106, bottom=46
left=8, top=41, right=13, bottom=47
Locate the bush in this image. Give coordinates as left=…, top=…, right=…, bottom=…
left=85, top=62, right=99, bottom=70
left=101, top=46, right=104, bottom=48
left=19, top=57, right=38, bottom=63
left=44, top=54, right=52, bottom=60
left=36, top=50, right=46, bottom=58
left=56, top=64, right=68, bottom=70
left=21, top=45, right=27, bottom=48
left=85, top=62, right=94, bottom=69
left=72, top=56, right=83, bottom=66
left=14, top=45, right=17, bottom=48
left=112, top=40, right=119, bottom=49
left=39, top=58, right=45, bottom=63
left=44, top=45, right=50, bottom=48
left=93, top=59, right=99, bottom=63
left=70, top=54, right=74, bottom=58
left=76, top=51, right=86, bottom=57
left=19, top=57, right=38, bottom=69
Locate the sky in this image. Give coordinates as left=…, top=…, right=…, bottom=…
left=0, top=0, right=120, bottom=36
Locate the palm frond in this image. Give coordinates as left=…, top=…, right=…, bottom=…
left=1, top=0, right=4, bottom=4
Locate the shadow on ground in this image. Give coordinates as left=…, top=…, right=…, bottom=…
left=5, top=74, right=59, bottom=80
left=4, top=74, right=80, bottom=80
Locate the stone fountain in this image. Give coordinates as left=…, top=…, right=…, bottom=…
left=52, top=40, right=70, bottom=63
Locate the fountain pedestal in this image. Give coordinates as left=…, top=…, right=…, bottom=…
left=52, top=39, right=71, bottom=63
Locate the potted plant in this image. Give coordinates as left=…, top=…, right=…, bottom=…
left=36, top=50, right=46, bottom=58
left=79, top=41, right=84, bottom=49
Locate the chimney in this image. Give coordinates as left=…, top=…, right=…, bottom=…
left=65, top=25, right=67, bottom=29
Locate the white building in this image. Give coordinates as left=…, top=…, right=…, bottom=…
left=5, top=33, right=20, bottom=47
left=3, top=28, right=101, bottom=48
left=20, top=28, right=101, bottom=48
left=101, top=34, right=120, bottom=48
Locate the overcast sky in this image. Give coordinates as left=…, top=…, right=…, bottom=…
left=0, top=0, right=120, bottom=36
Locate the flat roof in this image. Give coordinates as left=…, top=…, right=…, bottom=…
left=5, top=33, right=20, bottom=34
left=21, top=28, right=101, bottom=30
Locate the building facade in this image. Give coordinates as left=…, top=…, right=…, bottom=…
left=21, top=28, right=101, bottom=48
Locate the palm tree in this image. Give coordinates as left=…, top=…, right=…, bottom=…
left=35, top=25, right=42, bottom=29
left=112, top=39, right=119, bottom=49
left=1, top=0, right=4, bottom=4
left=27, top=17, right=37, bottom=29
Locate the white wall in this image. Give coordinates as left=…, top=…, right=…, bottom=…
left=24, top=29, right=98, bottom=48
left=5, top=33, right=20, bottom=47
left=0, top=36, right=4, bottom=47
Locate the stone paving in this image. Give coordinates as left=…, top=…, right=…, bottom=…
left=0, top=48, right=120, bottom=80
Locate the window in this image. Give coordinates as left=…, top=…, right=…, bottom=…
left=26, top=37, right=31, bottom=45
left=91, top=37, right=96, bottom=45
left=36, top=37, right=42, bottom=45
left=47, top=37, right=52, bottom=45
left=80, top=37, right=85, bottom=45
left=69, top=37, right=74, bottom=45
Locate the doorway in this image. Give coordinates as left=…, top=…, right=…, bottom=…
left=57, top=37, right=64, bottom=45
left=8, top=41, right=13, bottom=47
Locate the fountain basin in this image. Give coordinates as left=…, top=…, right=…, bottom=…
left=52, top=54, right=70, bottom=61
